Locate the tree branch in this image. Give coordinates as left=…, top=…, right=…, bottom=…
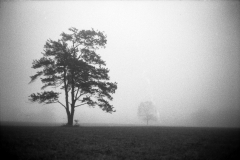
left=77, top=46, right=88, bottom=59
left=54, top=81, right=63, bottom=88
left=76, top=91, right=85, bottom=101
left=75, top=103, right=88, bottom=107
left=74, top=88, right=80, bottom=101
left=57, top=101, right=66, bottom=109
left=74, top=44, right=80, bottom=49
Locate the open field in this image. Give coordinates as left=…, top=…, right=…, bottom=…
left=1, top=125, right=239, bottom=160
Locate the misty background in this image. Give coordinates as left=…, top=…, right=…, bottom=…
left=0, top=1, right=239, bottom=128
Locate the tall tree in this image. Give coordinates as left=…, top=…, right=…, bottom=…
left=29, top=27, right=117, bottom=126
left=138, top=101, right=158, bottom=125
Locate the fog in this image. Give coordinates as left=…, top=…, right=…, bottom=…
left=0, top=1, right=239, bottom=127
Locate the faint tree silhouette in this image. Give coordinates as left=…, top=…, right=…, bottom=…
left=138, top=101, right=158, bottom=125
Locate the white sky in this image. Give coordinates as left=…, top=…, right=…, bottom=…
left=0, top=1, right=239, bottom=127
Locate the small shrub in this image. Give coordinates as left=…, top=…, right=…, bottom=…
left=74, top=120, right=80, bottom=127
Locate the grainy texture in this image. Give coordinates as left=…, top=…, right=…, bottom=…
left=1, top=126, right=239, bottom=160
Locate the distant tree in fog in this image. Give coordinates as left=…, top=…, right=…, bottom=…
left=29, top=27, right=117, bottom=126
left=138, top=101, right=158, bottom=125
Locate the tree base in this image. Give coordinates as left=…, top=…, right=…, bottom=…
left=61, top=124, right=74, bottom=127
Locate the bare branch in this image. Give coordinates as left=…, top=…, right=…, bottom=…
left=75, top=88, right=80, bottom=100
left=76, top=91, right=85, bottom=100
left=57, top=101, right=66, bottom=109
left=77, top=52, right=83, bottom=60
left=75, top=103, right=88, bottom=107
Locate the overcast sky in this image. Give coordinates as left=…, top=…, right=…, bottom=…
left=0, top=1, right=239, bottom=127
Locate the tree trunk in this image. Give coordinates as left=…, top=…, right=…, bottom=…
left=67, top=112, right=74, bottom=126
left=63, top=68, right=72, bottom=126
left=66, top=109, right=74, bottom=126
left=67, top=70, right=75, bottom=127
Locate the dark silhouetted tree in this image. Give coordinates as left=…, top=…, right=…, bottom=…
left=29, top=27, right=117, bottom=126
left=138, top=101, right=158, bottom=125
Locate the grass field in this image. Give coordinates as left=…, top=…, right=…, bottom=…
left=1, top=125, right=239, bottom=160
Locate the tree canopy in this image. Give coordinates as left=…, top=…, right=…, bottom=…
left=29, top=27, right=117, bottom=126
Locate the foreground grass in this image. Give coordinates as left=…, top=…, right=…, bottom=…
left=1, top=126, right=239, bottom=160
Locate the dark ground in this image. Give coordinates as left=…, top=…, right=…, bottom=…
left=0, top=125, right=239, bottom=160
